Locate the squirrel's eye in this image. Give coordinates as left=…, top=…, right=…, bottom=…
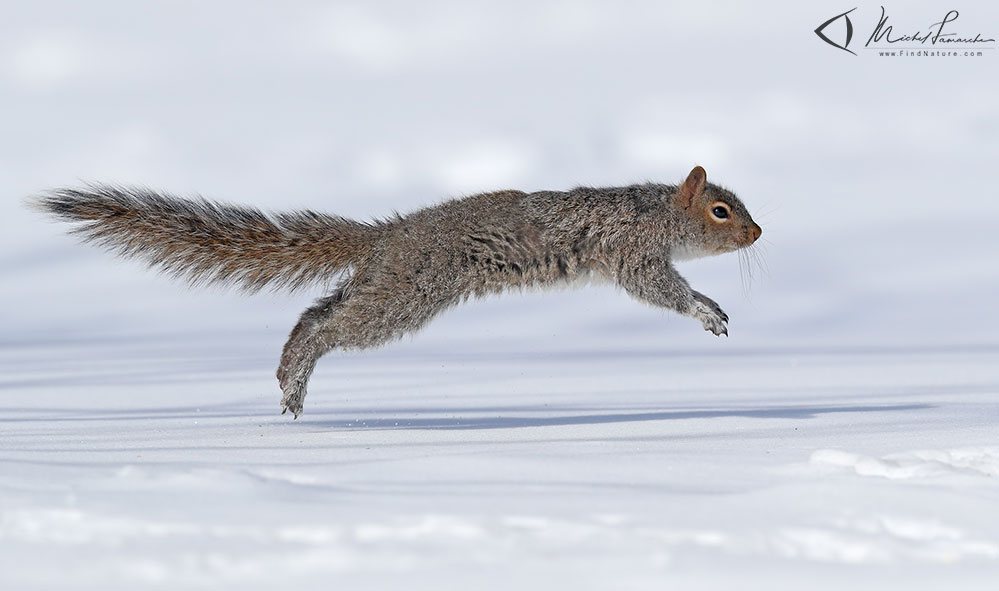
left=711, top=205, right=729, bottom=220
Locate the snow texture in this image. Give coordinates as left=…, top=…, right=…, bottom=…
left=2, top=1, right=998, bottom=589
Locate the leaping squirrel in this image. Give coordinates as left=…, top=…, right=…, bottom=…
left=33, top=166, right=762, bottom=418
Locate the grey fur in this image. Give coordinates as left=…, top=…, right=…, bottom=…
left=33, top=166, right=762, bottom=418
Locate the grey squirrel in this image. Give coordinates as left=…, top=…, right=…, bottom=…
left=33, top=166, right=762, bottom=418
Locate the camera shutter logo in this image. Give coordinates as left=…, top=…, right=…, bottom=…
left=815, top=7, right=858, bottom=55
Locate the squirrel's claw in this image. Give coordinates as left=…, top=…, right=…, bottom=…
left=703, top=320, right=728, bottom=337
left=280, top=402, right=303, bottom=419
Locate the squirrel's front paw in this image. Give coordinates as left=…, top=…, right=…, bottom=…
left=280, top=381, right=306, bottom=419
left=691, top=292, right=729, bottom=337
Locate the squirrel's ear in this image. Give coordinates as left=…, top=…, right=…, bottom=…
left=678, top=166, right=707, bottom=207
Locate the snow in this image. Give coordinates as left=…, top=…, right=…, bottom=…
left=2, top=1, right=999, bottom=589
left=3, top=332, right=998, bottom=588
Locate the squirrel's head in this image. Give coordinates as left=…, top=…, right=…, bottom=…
left=671, top=166, right=761, bottom=260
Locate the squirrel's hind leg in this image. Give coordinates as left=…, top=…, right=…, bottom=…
left=277, top=274, right=459, bottom=418
left=277, top=288, right=347, bottom=418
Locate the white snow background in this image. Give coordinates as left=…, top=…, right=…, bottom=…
left=1, top=1, right=998, bottom=589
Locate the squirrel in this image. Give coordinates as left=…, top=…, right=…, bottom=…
left=32, top=166, right=761, bottom=418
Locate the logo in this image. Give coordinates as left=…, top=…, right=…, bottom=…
left=814, top=8, right=858, bottom=55
left=815, top=6, right=995, bottom=57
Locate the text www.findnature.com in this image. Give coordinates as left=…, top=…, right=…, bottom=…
left=876, top=50, right=986, bottom=57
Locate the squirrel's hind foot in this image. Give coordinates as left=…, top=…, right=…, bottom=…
left=280, top=380, right=307, bottom=419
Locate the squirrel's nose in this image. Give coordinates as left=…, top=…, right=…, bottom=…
left=750, top=224, right=762, bottom=242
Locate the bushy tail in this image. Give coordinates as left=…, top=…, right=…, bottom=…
left=32, top=184, right=384, bottom=292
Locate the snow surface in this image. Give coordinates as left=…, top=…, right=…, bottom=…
left=2, top=1, right=999, bottom=589
left=3, top=334, right=999, bottom=589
